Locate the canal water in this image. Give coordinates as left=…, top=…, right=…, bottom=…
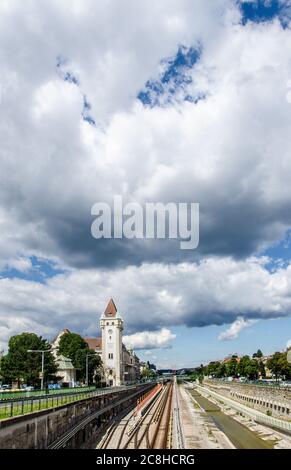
left=189, top=389, right=273, bottom=449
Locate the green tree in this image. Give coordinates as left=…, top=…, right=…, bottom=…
left=217, top=362, right=227, bottom=378
left=253, top=349, right=263, bottom=358
left=238, top=355, right=251, bottom=377
left=267, top=352, right=291, bottom=381
left=189, top=371, right=199, bottom=382
left=245, top=359, right=259, bottom=380
left=226, top=356, right=238, bottom=377
left=58, top=332, right=103, bottom=385
left=258, top=360, right=266, bottom=379
left=74, top=349, right=102, bottom=385
left=0, top=333, right=57, bottom=388
left=206, top=361, right=221, bottom=377
left=58, top=332, right=87, bottom=362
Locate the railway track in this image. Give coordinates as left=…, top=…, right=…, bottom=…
left=172, top=378, right=185, bottom=449
left=48, top=384, right=154, bottom=449
left=100, top=382, right=173, bottom=450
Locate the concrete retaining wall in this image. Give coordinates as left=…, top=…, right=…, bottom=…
left=204, top=380, right=290, bottom=419
left=0, top=384, right=153, bottom=449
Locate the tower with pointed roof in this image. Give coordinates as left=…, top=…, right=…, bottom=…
left=100, top=298, right=124, bottom=386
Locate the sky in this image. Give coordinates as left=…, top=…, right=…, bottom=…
left=1, top=0, right=291, bottom=367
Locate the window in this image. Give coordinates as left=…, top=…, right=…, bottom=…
left=106, top=322, right=109, bottom=325
left=109, top=370, right=112, bottom=375
left=108, top=353, right=113, bottom=359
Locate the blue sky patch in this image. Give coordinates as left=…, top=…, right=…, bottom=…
left=137, top=45, right=204, bottom=108
left=63, top=71, right=79, bottom=86
left=0, top=256, right=66, bottom=284
left=82, top=95, right=96, bottom=126
left=260, top=228, right=291, bottom=272
left=56, top=57, right=96, bottom=126
left=239, top=0, right=285, bottom=25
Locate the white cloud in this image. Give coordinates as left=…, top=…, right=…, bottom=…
left=1, top=1, right=291, bottom=351
left=218, top=317, right=257, bottom=341
left=0, top=256, right=291, bottom=350
left=1, top=2, right=291, bottom=270
left=123, top=328, right=176, bottom=350
left=6, top=256, right=32, bottom=273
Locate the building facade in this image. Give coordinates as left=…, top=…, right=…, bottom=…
left=99, top=298, right=124, bottom=386
left=52, top=299, right=140, bottom=387
left=51, top=329, right=76, bottom=387
left=85, top=299, right=140, bottom=387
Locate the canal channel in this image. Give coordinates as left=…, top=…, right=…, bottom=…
left=189, top=389, right=274, bottom=449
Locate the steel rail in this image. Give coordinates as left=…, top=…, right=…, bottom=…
left=47, top=384, right=154, bottom=449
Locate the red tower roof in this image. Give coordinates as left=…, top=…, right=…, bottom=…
left=104, top=298, right=117, bottom=317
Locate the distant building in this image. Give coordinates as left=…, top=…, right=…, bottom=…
left=221, top=355, right=241, bottom=364
left=85, top=299, right=140, bottom=387
left=55, top=355, right=76, bottom=386
left=260, top=355, right=273, bottom=379
left=51, top=329, right=76, bottom=387
left=51, top=299, right=141, bottom=387
left=140, top=361, right=149, bottom=375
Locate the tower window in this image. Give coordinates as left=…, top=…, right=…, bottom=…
left=108, top=353, right=113, bottom=359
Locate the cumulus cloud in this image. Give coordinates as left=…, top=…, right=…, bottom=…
left=0, top=1, right=291, bottom=270
left=123, top=328, right=176, bottom=350
left=218, top=316, right=257, bottom=341
left=5, top=257, right=32, bottom=273
left=0, top=255, right=291, bottom=350
left=1, top=1, right=291, bottom=351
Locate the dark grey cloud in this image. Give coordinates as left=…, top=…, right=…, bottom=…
left=1, top=0, right=291, bottom=347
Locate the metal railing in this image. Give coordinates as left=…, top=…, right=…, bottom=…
left=0, top=384, right=141, bottom=421
left=206, top=378, right=291, bottom=392
left=0, top=386, right=96, bottom=401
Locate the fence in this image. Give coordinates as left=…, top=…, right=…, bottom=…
left=0, top=384, right=140, bottom=420
left=207, top=378, right=291, bottom=392
left=255, top=414, right=291, bottom=434
left=0, top=386, right=96, bottom=400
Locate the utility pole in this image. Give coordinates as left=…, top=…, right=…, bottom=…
left=27, top=350, right=50, bottom=390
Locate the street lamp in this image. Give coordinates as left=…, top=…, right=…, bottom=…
left=27, top=349, right=50, bottom=390
left=86, top=353, right=97, bottom=387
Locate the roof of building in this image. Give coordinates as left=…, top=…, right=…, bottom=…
left=104, top=298, right=118, bottom=317
left=84, top=337, right=102, bottom=350
left=51, top=328, right=71, bottom=345
left=222, top=356, right=241, bottom=364
left=56, top=355, right=75, bottom=370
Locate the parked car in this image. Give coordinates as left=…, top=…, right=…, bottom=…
left=0, top=384, right=11, bottom=390
left=280, top=381, right=291, bottom=388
